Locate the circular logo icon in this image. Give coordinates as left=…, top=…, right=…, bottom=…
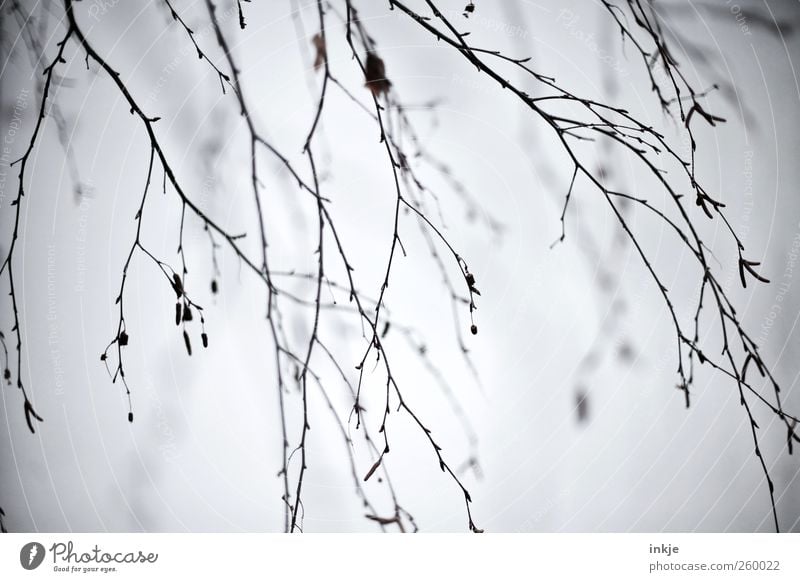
left=20, top=542, right=46, bottom=570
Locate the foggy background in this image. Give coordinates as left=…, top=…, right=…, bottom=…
left=1, top=0, right=800, bottom=532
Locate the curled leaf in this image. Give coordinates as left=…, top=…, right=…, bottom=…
left=364, top=52, right=391, bottom=97
left=312, top=33, right=326, bottom=71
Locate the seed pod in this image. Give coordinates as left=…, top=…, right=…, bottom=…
left=201, top=332, right=208, bottom=348
left=470, top=324, right=478, bottom=335
left=128, top=412, right=134, bottom=423
left=175, top=302, right=182, bottom=326
left=119, top=331, right=129, bottom=346
left=183, top=330, right=192, bottom=356
left=182, top=305, right=193, bottom=322
left=211, top=279, right=218, bottom=294
left=172, top=273, right=184, bottom=298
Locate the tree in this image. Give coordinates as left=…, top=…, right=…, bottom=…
left=0, top=0, right=798, bottom=532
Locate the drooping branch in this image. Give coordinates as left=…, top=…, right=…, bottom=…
left=1, top=0, right=796, bottom=535
left=1, top=20, right=74, bottom=434
left=387, top=0, right=797, bottom=531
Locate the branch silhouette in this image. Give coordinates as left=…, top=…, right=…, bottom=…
left=0, top=0, right=797, bottom=533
